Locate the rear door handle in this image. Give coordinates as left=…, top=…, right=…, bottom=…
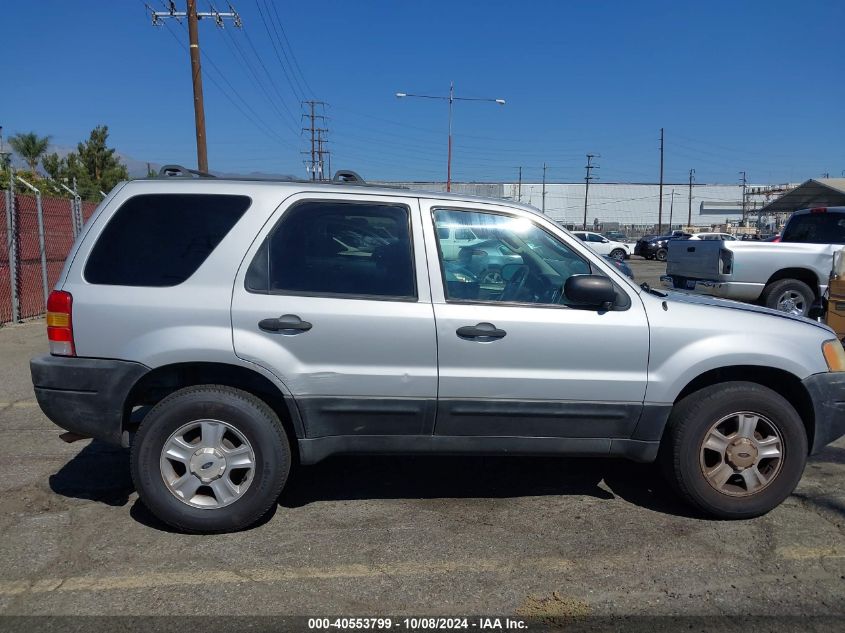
left=258, top=314, right=312, bottom=333
left=456, top=322, right=506, bottom=340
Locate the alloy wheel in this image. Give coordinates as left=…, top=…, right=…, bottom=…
left=699, top=411, right=783, bottom=497
left=159, top=419, right=256, bottom=509
left=775, top=290, right=806, bottom=316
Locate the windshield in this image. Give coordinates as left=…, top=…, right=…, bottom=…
left=781, top=212, right=845, bottom=244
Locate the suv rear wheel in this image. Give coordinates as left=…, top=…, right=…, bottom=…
left=660, top=381, right=807, bottom=519
left=130, top=385, right=291, bottom=533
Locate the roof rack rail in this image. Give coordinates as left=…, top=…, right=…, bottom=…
left=332, top=170, right=365, bottom=184
left=159, top=164, right=217, bottom=179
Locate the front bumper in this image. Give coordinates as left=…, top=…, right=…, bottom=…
left=30, top=354, right=149, bottom=445
left=802, top=372, right=845, bottom=453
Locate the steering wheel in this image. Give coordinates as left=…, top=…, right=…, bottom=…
left=500, top=265, right=529, bottom=302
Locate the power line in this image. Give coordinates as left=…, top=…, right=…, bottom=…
left=151, top=7, right=297, bottom=151
left=253, top=0, right=306, bottom=103
left=255, top=0, right=306, bottom=102
left=240, top=27, right=302, bottom=129
left=266, top=0, right=316, bottom=98
left=215, top=24, right=299, bottom=133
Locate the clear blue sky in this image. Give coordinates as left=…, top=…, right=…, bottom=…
left=3, top=0, right=843, bottom=184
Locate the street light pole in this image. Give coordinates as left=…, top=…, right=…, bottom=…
left=396, top=83, right=505, bottom=192
left=447, top=82, right=453, bottom=192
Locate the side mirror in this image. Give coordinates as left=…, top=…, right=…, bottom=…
left=564, top=275, right=616, bottom=310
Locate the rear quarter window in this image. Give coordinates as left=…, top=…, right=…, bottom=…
left=84, top=193, right=251, bottom=286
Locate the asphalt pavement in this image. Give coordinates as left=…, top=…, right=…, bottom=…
left=0, top=258, right=842, bottom=622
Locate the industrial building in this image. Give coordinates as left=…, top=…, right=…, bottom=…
left=388, top=180, right=797, bottom=233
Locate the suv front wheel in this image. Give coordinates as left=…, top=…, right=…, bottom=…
left=130, top=385, right=291, bottom=533
left=660, top=381, right=807, bottom=519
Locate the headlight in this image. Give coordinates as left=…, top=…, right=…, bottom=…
left=822, top=339, right=845, bottom=372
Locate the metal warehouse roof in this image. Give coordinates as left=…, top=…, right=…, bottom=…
left=759, top=178, right=845, bottom=214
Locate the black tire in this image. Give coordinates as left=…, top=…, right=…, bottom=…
left=130, top=385, right=291, bottom=533
left=655, top=248, right=668, bottom=262
left=761, top=278, right=814, bottom=316
left=609, top=248, right=626, bottom=261
left=659, top=381, right=807, bottom=519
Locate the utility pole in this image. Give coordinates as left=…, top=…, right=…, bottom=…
left=669, top=189, right=675, bottom=229
left=687, top=168, right=695, bottom=228
left=658, top=128, right=664, bottom=235
left=739, top=170, right=748, bottom=224
left=517, top=166, right=522, bottom=203
left=541, top=163, right=547, bottom=214
left=146, top=1, right=242, bottom=173
left=584, top=154, right=599, bottom=230
left=302, top=100, right=328, bottom=181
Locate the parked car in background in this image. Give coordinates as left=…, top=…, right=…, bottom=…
left=765, top=234, right=782, bottom=242
left=603, top=255, right=634, bottom=279
left=688, top=232, right=737, bottom=241
left=571, top=231, right=630, bottom=260
left=662, top=207, right=845, bottom=316
left=602, top=230, right=629, bottom=242
left=435, top=223, right=484, bottom=259
left=634, top=231, right=692, bottom=261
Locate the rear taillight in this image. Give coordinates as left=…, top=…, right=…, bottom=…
left=810, top=207, right=828, bottom=214
left=46, top=290, right=75, bottom=356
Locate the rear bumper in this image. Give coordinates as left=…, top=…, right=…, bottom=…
left=660, top=276, right=763, bottom=301
left=30, top=354, right=149, bottom=446
left=802, top=372, right=845, bottom=454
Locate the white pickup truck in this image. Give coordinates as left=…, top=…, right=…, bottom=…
left=661, top=207, right=845, bottom=316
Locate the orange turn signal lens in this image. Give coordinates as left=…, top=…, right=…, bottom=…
left=822, top=339, right=845, bottom=372
left=46, top=312, right=70, bottom=327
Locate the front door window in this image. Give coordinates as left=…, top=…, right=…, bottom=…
left=433, top=209, right=591, bottom=306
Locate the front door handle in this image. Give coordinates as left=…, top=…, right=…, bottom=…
left=259, top=314, right=313, bottom=333
left=456, top=322, right=506, bottom=340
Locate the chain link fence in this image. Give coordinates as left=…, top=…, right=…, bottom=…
left=1, top=178, right=98, bottom=325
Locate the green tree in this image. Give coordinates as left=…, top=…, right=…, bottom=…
left=76, top=125, right=128, bottom=194
left=38, top=126, right=129, bottom=201
left=42, top=152, right=65, bottom=181
left=9, top=132, right=51, bottom=173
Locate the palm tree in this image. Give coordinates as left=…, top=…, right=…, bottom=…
left=9, top=132, right=51, bottom=173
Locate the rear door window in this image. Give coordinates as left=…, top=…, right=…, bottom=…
left=84, top=193, right=251, bottom=286
left=246, top=200, right=416, bottom=300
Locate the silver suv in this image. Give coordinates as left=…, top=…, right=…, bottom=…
left=29, top=170, right=845, bottom=532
